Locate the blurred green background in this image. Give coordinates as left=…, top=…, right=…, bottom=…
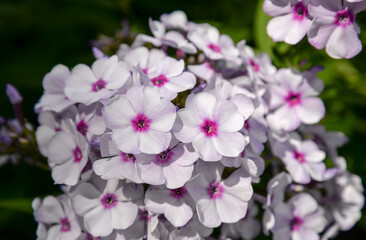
left=1, top=0, right=366, bottom=239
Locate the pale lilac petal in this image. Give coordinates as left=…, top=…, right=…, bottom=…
left=292, top=228, right=319, bottom=240
left=163, top=163, right=194, bottom=189
left=148, top=99, right=176, bottom=132
left=84, top=206, right=113, bottom=237
left=196, top=199, right=221, bottom=228
left=193, top=134, right=222, bottom=161
left=126, top=86, right=160, bottom=116
left=137, top=161, right=165, bottom=185
left=186, top=174, right=210, bottom=202
left=52, top=161, right=82, bottom=186
left=230, top=94, right=254, bottom=120
left=326, top=25, right=362, bottom=59
left=291, top=193, right=318, bottom=218
left=273, top=105, right=301, bottom=131
left=139, top=130, right=171, bottom=154
left=165, top=72, right=196, bottom=92
left=296, top=98, right=325, bottom=124
left=212, top=132, right=245, bottom=157
left=103, top=96, right=135, bottom=129
left=301, top=141, right=325, bottom=163
left=165, top=202, right=193, bottom=227
left=286, top=162, right=310, bottom=184
left=308, top=17, right=337, bottom=49
left=35, top=196, right=63, bottom=223
left=48, top=132, right=75, bottom=164
left=145, top=188, right=171, bottom=213
left=111, top=202, right=138, bottom=229
left=173, top=109, right=202, bottom=143
left=222, top=169, right=253, bottom=202
left=216, top=193, right=248, bottom=223
left=184, top=92, right=217, bottom=120
left=305, top=162, right=326, bottom=181
left=112, top=127, right=140, bottom=154
left=160, top=58, right=184, bottom=78
left=263, top=0, right=291, bottom=16
left=215, top=100, right=244, bottom=132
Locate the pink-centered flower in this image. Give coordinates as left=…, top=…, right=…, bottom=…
left=33, top=195, right=81, bottom=240
left=269, top=68, right=325, bottom=132
left=145, top=185, right=195, bottom=227
left=140, top=55, right=196, bottom=100
left=47, top=119, right=89, bottom=186
left=93, top=133, right=142, bottom=183
left=135, top=139, right=199, bottom=188
left=308, top=0, right=366, bottom=58
left=272, top=193, right=326, bottom=240
left=186, top=162, right=253, bottom=228
left=188, top=24, right=239, bottom=61
left=71, top=179, right=143, bottom=237
left=174, top=92, right=245, bottom=161
left=264, top=0, right=312, bottom=44
left=65, top=55, right=131, bottom=105
left=275, top=133, right=327, bottom=184
left=102, top=86, right=176, bottom=154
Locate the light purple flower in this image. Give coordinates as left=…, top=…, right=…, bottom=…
left=272, top=193, right=326, bottom=240
left=140, top=55, right=196, bottom=100
left=188, top=24, right=239, bottom=61
left=145, top=185, right=195, bottom=227
left=36, top=111, right=62, bottom=157
left=308, top=0, right=366, bottom=58
left=63, top=103, right=106, bottom=141
left=71, top=179, right=143, bottom=237
left=135, top=139, right=199, bottom=188
left=174, top=92, right=245, bottom=161
left=65, top=55, right=131, bottom=105
left=93, top=133, right=142, bottom=183
left=33, top=195, right=81, bottom=240
left=123, top=47, right=165, bottom=75
left=186, top=162, right=253, bottom=227
left=47, top=119, right=89, bottom=186
left=275, top=133, right=327, bottom=184
left=188, top=61, right=217, bottom=83
left=102, top=86, right=176, bottom=154
left=264, top=0, right=312, bottom=44
left=269, top=68, right=325, bottom=131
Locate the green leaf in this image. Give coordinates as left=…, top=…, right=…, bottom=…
left=0, top=198, right=33, bottom=214
left=253, top=0, right=274, bottom=58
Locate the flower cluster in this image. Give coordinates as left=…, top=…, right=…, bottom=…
left=31, top=10, right=364, bottom=240
left=264, top=0, right=366, bottom=58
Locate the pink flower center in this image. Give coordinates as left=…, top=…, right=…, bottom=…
left=132, top=113, right=151, bottom=132
left=335, top=9, right=354, bottom=26
left=290, top=216, right=304, bottom=231
left=154, top=150, right=174, bottom=165
left=207, top=182, right=223, bottom=199
left=92, top=79, right=106, bottom=92
left=73, top=146, right=82, bottom=163
left=249, top=59, right=260, bottom=72
left=121, top=152, right=136, bottom=163
left=142, top=68, right=148, bottom=75
left=101, top=193, right=117, bottom=209
left=292, top=2, right=308, bottom=21
left=76, top=119, right=88, bottom=136
left=60, top=217, right=71, bottom=232
left=151, top=74, right=168, bottom=87
left=201, top=119, right=218, bottom=137
left=138, top=209, right=151, bottom=222
left=208, top=43, right=221, bottom=53
left=285, top=91, right=302, bottom=106
left=87, top=234, right=101, bottom=240
left=244, top=120, right=250, bottom=130
left=170, top=187, right=187, bottom=200
left=294, top=151, right=306, bottom=164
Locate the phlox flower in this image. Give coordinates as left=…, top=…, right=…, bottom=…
left=145, top=185, right=195, bottom=227
left=93, top=133, right=142, bottom=183
left=275, top=133, right=327, bottom=184
left=135, top=139, right=199, bottom=188
left=33, top=195, right=81, bottom=240
left=269, top=68, right=325, bottom=132
left=47, top=119, right=89, bottom=186
left=188, top=24, right=239, bottom=61
left=160, top=10, right=189, bottom=31
left=35, top=64, right=74, bottom=113
left=308, top=0, right=366, bottom=58
left=272, top=193, right=326, bottom=240
left=65, top=55, right=131, bottom=105
left=71, top=179, right=143, bottom=237
left=174, top=92, right=245, bottom=161
left=139, top=55, right=196, bottom=100
left=36, top=111, right=62, bottom=157
left=264, top=0, right=312, bottom=44
left=186, top=162, right=253, bottom=228
left=102, top=86, right=176, bottom=154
